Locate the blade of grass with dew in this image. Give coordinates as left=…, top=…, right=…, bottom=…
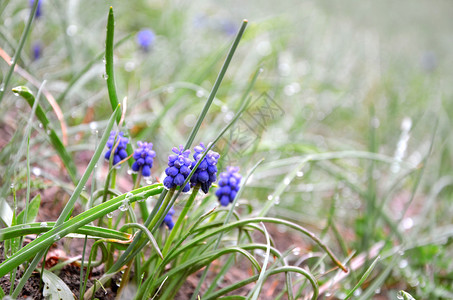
left=184, top=19, right=248, bottom=150
left=249, top=222, right=272, bottom=300
left=344, top=256, right=380, bottom=300
left=7, top=106, right=120, bottom=294
left=0, top=0, right=38, bottom=104
left=0, top=183, right=164, bottom=278
left=16, top=194, right=40, bottom=224
left=166, top=217, right=347, bottom=272
left=204, top=266, right=319, bottom=300
left=0, top=223, right=131, bottom=241
left=104, top=8, right=136, bottom=185
left=12, top=86, right=77, bottom=183
left=191, top=159, right=264, bottom=300
left=55, top=104, right=121, bottom=226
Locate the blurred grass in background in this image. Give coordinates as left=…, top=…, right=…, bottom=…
left=1, top=0, right=453, bottom=298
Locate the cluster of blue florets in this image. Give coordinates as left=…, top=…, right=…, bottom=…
left=104, top=131, right=129, bottom=167
left=163, top=146, right=192, bottom=193
left=190, top=143, right=220, bottom=194
left=163, top=207, right=175, bottom=230
left=132, top=141, right=156, bottom=177
left=215, top=167, right=242, bottom=206
left=103, top=133, right=243, bottom=228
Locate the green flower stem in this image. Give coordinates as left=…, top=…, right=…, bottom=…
left=134, top=170, right=149, bottom=221
left=148, top=188, right=175, bottom=232
left=162, top=185, right=200, bottom=256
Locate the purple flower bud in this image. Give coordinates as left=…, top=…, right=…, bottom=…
left=132, top=141, right=156, bottom=178
left=104, top=131, right=129, bottom=168
left=216, top=167, right=241, bottom=206
left=190, top=143, right=220, bottom=194
left=163, top=145, right=192, bottom=192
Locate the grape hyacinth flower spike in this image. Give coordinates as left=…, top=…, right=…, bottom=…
left=163, top=207, right=175, bottom=230
left=163, top=145, right=192, bottom=192
left=132, top=141, right=156, bottom=177
left=104, top=131, right=129, bottom=167
left=190, top=143, right=220, bottom=193
left=216, top=167, right=242, bottom=206
left=136, top=29, right=155, bottom=52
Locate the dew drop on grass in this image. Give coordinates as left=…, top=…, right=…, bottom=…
left=66, top=25, right=78, bottom=36
left=13, top=91, right=20, bottom=96
left=267, top=195, right=273, bottom=201
left=40, top=222, right=48, bottom=227
left=292, top=247, right=300, bottom=255
left=38, top=123, right=43, bottom=128
left=89, top=121, right=98, bottom=131
left=102, top=73, right=109, bottom=80
left=0, top=83, right=4, bottom=92
left=46, top=129, right=51, bottom=135
left=196, top=90, right=205, bottom=98
left=126, top=192, right=133, bottom=198
left=145, top=178, right=153, bottom=185
left=54, top=234, right=60, bottom=241
left=127, top=169, right=133, bottom=175
left=296, top=171, right=304, bottom=177
left=125, top=61, right=135, bottom=72
left=283, top=177, right=291, bottom=185
left=10, top=183, right=14, bottom=189
left=23, top=225, right=31, bottom=229
left=399, top=259, right=408, bottom=269
left=274, top=196, right=280, bottom=205
left=107, top=212, right=113, bottom=218
left=353, top=288, right=362, bottom=297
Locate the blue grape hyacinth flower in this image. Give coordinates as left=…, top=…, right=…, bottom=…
left=216, top=167, right=242, bottom=206
left=30, top=0, right=43, bottom=19
left=32, top=42, right=42, bottom=60
left=190, top=143, right=220, bottom=194
left=136, top=29, right=155, bottom=52
left=132, top=141, right=156, bottom=178
left=104, top=131, right=129, bottom=167
left=163, top=207, right=175, bottom=230
left=163, top=146, right=192, bottom=192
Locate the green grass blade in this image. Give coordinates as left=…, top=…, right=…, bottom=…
left=105, top=7, right=120, bottom=122
left=249, top=222, right=271, bottom=300
left=17, top=194, right=40, bottom=224
left=204, top=266, right=318, bottom=300
left=0, top=0, right=38, bottom=104
left=0, top=184, right=163, bottom=278
left=12, top=86, right=78, bottom=183
left=0, top=222, right=131, bottom=241
left=54, top=104, right=121, bottom=227
left=184, top=19, right=248, bottom=150
left=344, top=256, right=380, bottom=300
